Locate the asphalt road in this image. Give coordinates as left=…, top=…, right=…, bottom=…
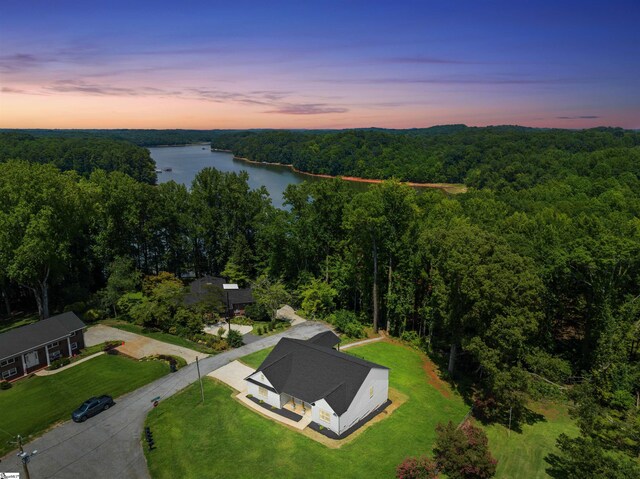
left=0, top=321, right=329, bottom=479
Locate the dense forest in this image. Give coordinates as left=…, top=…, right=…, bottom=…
left=211, top=127, right=640, bottom=189
left=0, top=128, right=638, bottom=477
left=0, top=132, right=157, bottom=183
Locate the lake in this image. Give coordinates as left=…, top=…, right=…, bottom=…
left=149, top=144, right=313, bottom=209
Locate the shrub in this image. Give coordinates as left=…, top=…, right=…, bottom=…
left=434, top=421, right=497, bottom=479
left=330, top=310, right=365, bottom=338
left=212, top=340, right=230, bottom=352
left=227, top=329, right=244, bottom=348
left=0, top=381, right=12, bottom=390
left=396, top=456, right=439, bottom=479
left=48, top=357, right=72, bottom=370
left=217, top=327, right=226, bottom=338
left=257, top=326, right=263, bottom=335
left=83, top=308, right=105, bottom=323
left=401, top=330, right=422, bottom=347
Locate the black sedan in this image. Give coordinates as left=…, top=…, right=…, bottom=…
left=72, top=395, right=114, bottom=422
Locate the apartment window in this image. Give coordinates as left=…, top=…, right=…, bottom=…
left=2, top=368, right=17, bottom=379
left=0, top=358, right=15, bottom=367
left=48, top=341, right=59, bottom=348
left=71, top=342, right=78, bottom=351
left=258, top=386, right=268, bottom=398
left=370, top=385, right=374, bottom=398
left=319, top=409, right=331, bottom=423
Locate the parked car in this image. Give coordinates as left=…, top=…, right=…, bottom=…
left=72, top=395, right=114, bottom=422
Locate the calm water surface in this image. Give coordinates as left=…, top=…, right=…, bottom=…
left=149, top=144, right=310, bottom=209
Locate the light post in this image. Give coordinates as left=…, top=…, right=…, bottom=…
left=222, top=283, right=239, bottom=333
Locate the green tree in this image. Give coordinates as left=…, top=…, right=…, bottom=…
left=298, top=278, right=337, bottom=320
left=434, top=421, right=497, bottom=479
left=0, top=161, right=84, bottom=319
left=99, top=256, right=141, bottom=316
left=252, top=275, right=290, bottom=320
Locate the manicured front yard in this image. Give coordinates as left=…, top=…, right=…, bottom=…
left=0, top=354, right=169, bottom=456
left=238, top=346, right=274, bottom=369
left=145, top=342, right=469, bottom=479
left=101, top=319, right=215, bottom=354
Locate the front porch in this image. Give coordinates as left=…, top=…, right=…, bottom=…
left=280, top=393, right=313, bottom=419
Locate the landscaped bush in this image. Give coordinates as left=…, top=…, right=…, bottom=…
left=330, top=310, right=365, bottom=338
left=83, top=308, right=106, bottom=323
left=48, top=357, right=72, bottom=370
left=396, top=456, right=439, bottom=479
left=0, top=381, right=12, bottom=390
left=211, top=340, right=230, bottom=352
left=227, top=329, right=244, bottom=348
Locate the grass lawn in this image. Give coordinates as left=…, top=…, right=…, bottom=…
left=145, top=341, right=469, bottom=479
left=238, top=346, right=274, bottom=369
left=0, top=313, right=39, bottom=333
left=0, top=354, right=169, bottom=456
left=485, top=401, right=579, bottom=479
left=100, top=319, right=215, bottom=354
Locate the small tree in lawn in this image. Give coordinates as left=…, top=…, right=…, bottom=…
left=227, top=329, right=244, bottom=348
left=434, top=421, right=497, bottom=479
left=396, top=456, right=439, bottom=479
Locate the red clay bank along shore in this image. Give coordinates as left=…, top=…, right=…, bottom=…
left=231, top=155, right=468, bottom=194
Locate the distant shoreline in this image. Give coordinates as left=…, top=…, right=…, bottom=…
left=231, top=155, right=467, bottom=193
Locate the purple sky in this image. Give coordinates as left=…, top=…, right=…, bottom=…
left=1, top=0, right=638, bottom=129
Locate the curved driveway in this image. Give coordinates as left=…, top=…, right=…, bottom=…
left=0, top=321, right=329, bottom=479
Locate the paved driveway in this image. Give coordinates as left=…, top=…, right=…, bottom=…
left=0, top=321, right=329, bottom=479
left=85, top=325, right=203, bottom=364
left=207, top=360, right=254, bottom=392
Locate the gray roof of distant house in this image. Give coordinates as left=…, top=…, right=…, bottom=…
left=307, top=331, right=341, bottom=349
left=184, top=275, right=254, bottom=308
left=248, top=337, right=388, bottom=415
left=0, top=312, right=86, bottom=360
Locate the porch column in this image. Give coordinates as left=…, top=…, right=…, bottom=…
left=67, top=337, right=72, bottom=356
left=45, top=344, right=50, bottom=366
left=21, top=354, right=27, bottom=376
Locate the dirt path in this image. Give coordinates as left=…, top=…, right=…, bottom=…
left=422, top=357, right=453, bottom=399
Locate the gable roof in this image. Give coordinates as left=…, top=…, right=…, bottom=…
left=0, top=312, right=86, bottom=360
left=249, top=336, right=388, bottom=415
left=306, top=331, right=341, bottom=349
left=184, top=275, right=254, bottom=308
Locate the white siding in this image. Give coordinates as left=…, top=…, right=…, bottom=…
left=337, top=368, right=389, bottom=435
left=311, top=399, right=340, bottom=433
left=246, top=371, right=275, bottom=389
left=246, top=381, right=281, bottom=408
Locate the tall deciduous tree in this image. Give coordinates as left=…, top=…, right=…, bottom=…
left=0, top=161, right=84, bottom=318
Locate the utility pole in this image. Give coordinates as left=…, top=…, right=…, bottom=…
left=18, top=448, right=37, bottom=479
left=196, top=356, right=205, bottom=403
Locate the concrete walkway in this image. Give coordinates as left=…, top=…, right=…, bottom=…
left=236, top=392, right=313, bottom=430
left=85, top=325, right=203, bottom=364
left=35, top=352, right=105, bottom=376
left=341, top=336, right=385, bottom=350
left=203, top=322, right=253, bottom=337
left=0, top=321, right=329, bottom=479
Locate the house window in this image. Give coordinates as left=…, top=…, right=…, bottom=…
left=70, top=331, right=76, bottom=337
left=71, top=342, right=78, bottom=351
left=2, top=368, right=17, bottom=379
left=319, top=409, right=331, bottom=423
left=48, top=341, right=59, bottom=348
left=258, top=386, right=268, bottom=398
left=370, top=385, right=374, bottom=398
left=50, top=350, right=61, bottom=361
left=0, top=358, right=15, bottom=367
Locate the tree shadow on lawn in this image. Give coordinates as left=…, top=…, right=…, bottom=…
left=427, top=348, right=546, bottom=433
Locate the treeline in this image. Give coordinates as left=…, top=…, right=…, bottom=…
left=1, top=129, right=243, bottom=147
left=0, top=133, right=638, bottom=476
left=0, top=132, right=157, bottom=183
left=211, top=127, right=640, bottom=189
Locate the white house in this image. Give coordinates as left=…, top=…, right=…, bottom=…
left=245, top=331, right=389, bottom=437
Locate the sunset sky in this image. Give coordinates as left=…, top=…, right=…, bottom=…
left=1, top=0, right=638, bottom=129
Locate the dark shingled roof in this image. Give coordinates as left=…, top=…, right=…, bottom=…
left=0, top=312, right=86, bottom=360
left=184, top=276, right=254, bottom=308
left=307, top=331, right=341, bottom=349
left=249, top=337, right=388, bottom=415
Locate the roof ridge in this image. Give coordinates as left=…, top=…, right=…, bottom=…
left=290, top=338, right=388, bottom=370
